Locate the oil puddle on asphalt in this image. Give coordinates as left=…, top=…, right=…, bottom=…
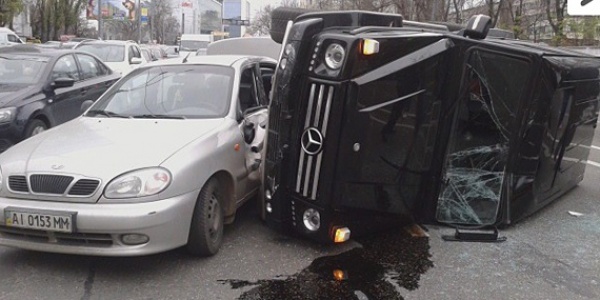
left=219, top=227, right=433, bottom=300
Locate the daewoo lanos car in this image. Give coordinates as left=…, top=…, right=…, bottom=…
left=0, top=55, right=276, bottom=256
left=0, top=45, right=119, bottom=152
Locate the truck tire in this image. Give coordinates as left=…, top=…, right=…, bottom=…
left=270, top=7, right=316, bottom=44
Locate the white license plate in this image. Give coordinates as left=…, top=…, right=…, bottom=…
left=4, top=209, right=75, bottom=233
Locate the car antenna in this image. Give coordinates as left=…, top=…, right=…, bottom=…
left=182, top=52, right=191, bottom=63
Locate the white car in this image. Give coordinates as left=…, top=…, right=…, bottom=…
left=0, top=28, right=24, bottom=47
left=0, top=55, right=276, bottom=256
left=75, top=40, right=149, bottom=75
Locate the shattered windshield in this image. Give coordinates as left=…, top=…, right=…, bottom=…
left=436, top=50, right=530, bottom=226
left=87, top=65, right=234, bottom=119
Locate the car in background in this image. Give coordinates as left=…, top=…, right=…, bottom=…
left=0, top=45, right=120, bottom=152
left=0, top=28, right=24, bottom=47
left=0, top=55, right=276, bottom=256
left=164, top=45, right=179, bottom=58
left=74, top=40, right=149, bottom=75
left=206, top=37, right=282, bottom=60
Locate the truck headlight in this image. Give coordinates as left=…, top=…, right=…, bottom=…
left=324, top=43, right=345, bottom=70
left=0, top=107, right=17, bottom=124
left=104, top=167, right=171, bottom=199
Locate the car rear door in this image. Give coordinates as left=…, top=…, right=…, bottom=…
left=75, top=53, right=118, bottom=103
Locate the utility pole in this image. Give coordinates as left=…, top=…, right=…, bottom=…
left=98, top=0, right=103, bottom=39
left=182, top=13, right=185, bottom=34
left=137, top=0, right=142, bottom=43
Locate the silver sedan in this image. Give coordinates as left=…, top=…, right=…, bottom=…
left=0, top=55, right=276, bottom=256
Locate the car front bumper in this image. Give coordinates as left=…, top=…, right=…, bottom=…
left=0, top=190, right=199, bottom=256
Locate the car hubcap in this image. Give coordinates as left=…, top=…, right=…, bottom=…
left=31, top=126, right=45, bottom=136
left=207, top=194, right=221, bottom=240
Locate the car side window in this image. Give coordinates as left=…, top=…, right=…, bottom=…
left=7, top=34, right=21, bottom=43
left=238, top=67, right=260, bottom=114
left=131, top=46, right=141, bottom=59
left=51, top=55, right=80, bottom=81
left=77, top=54, right=105, bottom=80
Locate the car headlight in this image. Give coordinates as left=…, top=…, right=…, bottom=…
left=104, top=167, right=171, bottom=199
left=324, top=43, right=345, bottom=70
left=0, top=107, right=17, bottom=124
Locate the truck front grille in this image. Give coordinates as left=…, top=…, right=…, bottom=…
left=295, top=83, right=335, bottom=200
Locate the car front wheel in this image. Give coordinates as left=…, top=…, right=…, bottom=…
left=24, top=119, right=47, bottom=138
left=187, top=177, right=224, bottom=256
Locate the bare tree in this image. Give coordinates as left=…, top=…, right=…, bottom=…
left=247, top=4, right=273, bottom=36
left=544, top=0, right=567, bottom=44
left=0, top=0, right=24, bottom=28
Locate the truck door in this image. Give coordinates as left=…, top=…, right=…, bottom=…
left=436, top=49, right=532, bottom=226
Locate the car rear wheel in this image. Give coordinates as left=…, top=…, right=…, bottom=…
left=187, top=178, right=224, bottom=256
left=24, top=119, right=47, bottom=138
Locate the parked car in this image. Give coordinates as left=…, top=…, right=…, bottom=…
left=74, top=40, right=149, bottom=75
left=0, top=54, right=276, bottom=256
left=0, top=28, right=24, bottom=47
left=0, top=45, right=120, bottom=152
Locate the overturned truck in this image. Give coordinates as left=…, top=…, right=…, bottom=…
left=260, top=8, right=600, bottom=243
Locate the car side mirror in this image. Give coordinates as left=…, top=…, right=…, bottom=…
left=81, top=100, right=94, bottom=113
left=130, top=57, right=143, bottom=64
left=243, top=122, right=256, bottom=144
left=51, top=77, right=75, bottom=89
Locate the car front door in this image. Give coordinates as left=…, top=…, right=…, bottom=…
left=46, top=54, right=84, bottom=125
left=236, top=63, right=269, bottom=201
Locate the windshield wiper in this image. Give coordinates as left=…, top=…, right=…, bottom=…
left=131, top=114, right=186, bottom=120
left=86, top=110, right=130, bottom=118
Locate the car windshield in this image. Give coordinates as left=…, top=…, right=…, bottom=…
left=180, top=41, right=209, bottom=51
left=87, top=65, right=234, bottom=119
left=77, top=44, right=125, bottom=62
left=0, top=56, right=46, bottom=84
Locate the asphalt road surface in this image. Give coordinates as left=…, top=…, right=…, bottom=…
left=1, top=130, right=600, bottom=300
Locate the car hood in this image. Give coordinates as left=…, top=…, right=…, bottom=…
left=2, top=117, right=226, bottom=179
left=0, top=83, right=37, bottom=106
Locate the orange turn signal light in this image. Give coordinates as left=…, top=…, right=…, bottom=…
left=361, top=39, right=379, bottom=55
left=333, top=227, right=351, bottom=243
left=333, top=269, right=347, bottom=281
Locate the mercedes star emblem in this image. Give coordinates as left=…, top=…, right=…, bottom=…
left=301, top=127, right=324, bottom=155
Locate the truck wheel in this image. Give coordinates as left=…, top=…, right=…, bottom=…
left=270, top=7, right=316, bottom=44
left=187, top=178, right=224, bottom=256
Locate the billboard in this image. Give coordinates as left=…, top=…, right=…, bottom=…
left=86, top=0, right=137, bottom=20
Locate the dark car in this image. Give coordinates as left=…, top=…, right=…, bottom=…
left=261, top=8, right=600, bottom=244
left=0, top=45, right=120, bottom=152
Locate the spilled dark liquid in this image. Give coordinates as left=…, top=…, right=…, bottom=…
left=219, top=228, right=432, bottom=300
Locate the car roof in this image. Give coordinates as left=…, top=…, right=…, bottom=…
left=77, top=40, right=137, bottom=46
left=144, top=55, right=276, bottom=68
left=0, top=44, right=107, bottom=59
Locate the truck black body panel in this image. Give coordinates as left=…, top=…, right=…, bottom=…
left=263, top=9, right=600, bottom=242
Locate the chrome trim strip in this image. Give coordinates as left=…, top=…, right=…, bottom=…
left=359, top=89, right=426, bottom=113
left=313, top=85, right=325, bottom=127
left=296, top=84, right=317, bottom=192
left=311, top=86, right=335, bottom=199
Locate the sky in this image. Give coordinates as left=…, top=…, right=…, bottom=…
left=249, top=0, right=282, bottom=17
